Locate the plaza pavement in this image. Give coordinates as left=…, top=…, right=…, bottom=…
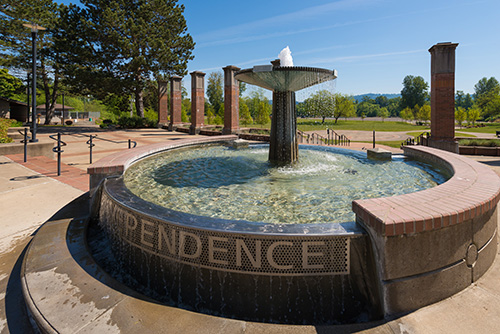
left=1, top=126, right=500, bottom=333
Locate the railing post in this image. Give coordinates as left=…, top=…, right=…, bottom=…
left=19, top=128, right=30, bottom=162
left=49, top=132, right=66, bottom=176
left=128, top=139, right=137, bottom=149
left=87, top=135, right=96, bottom=164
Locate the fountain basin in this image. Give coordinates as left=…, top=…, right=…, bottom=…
left=88, top=137, right=500, bottom=323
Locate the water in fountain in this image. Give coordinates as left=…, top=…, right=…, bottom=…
left=124, top=145, right=448, bottom=225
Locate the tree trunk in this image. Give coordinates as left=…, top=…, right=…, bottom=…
left=130, top=95, right=134, bottom=117
left=41, top=60, right=60, bottom=125
left=135, top=89, right=144, bottom=118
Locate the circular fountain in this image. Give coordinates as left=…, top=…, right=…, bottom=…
left=82, top=49, right=499, bottom=327
left=21, top=46, right=500, bottom=331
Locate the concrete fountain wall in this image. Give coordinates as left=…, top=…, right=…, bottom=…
left=353, top=145, right=500, bottom=316
left=88, top=137, right=500, bottom=323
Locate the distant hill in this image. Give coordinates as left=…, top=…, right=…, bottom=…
left=352, top=93, right=400, bottom=102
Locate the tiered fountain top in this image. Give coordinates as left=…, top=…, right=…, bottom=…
left=235, top=65, right=337, bottom=92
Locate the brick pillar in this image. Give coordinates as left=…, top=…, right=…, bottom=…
left=429, top=42, right=459, bottom=153
left=169, top=75, right=183, bottom=131
left=223, top=65, right=241, bottom=135
left=158, top=80, right=169, bottom=126
left=190, top=71, right=205, bottom=135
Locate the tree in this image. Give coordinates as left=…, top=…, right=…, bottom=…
left=333, top=93, right=355, bottom=124
left=239, top=99, right=252, bottom=125
left=254, top=100, right=271, bottom=125
left=455, top=107, right=467, bottom=128
left=467, top=107, right=480, bottom=126
left=400, top=107, right=414, bottom=122
left=375, top=95, right=389, bottom=108
left=400, top=75, right=429, bottom=110
left=387, top=96, right=402, bottom=116
left=205, top=102, right=215, bottom=124
left=246, top=89, right=269, bottom=121
left=0, top=0, right=63, bottom=123
left=474, top=77, right=500, bottom=117
left=474, top=77, right=500, bottom=100
left=356, top=101, right=380, bottom=117
left=55, top=0, right=194, bottom=118
left=417, top=105, right=431, bottom=124
left=378, top=107, right=390, bottom=122
left=482, top=95, right=500, bottom=121
left=206, top=72, right=223, bottom=116
left=181, top=98, right=190, bottom=123
left=0, top=68, right=24, bottom=98
left=456, top=90, right=473, bottom=110
left=304, top=90, right=335, bottom=123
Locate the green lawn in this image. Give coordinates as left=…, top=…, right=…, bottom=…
left=406, top=131, right=476, bottom=138
left=458, top=124, right=500, bottom=134
left=353, top=140, right=403, bottom=149
left=297, top=119, right=429, bottom=132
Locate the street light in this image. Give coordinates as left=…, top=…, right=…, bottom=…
left=23, top=22, right=46, bottom=142
left=62, top=93, right=65, bottom=125
left=26, top=72, right=30, bottom=123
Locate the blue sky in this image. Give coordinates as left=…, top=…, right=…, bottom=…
left=59, top=0, right=500, bottom=97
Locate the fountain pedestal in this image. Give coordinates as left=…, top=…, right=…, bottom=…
left=235, top=64, right=337, bottom=164
left=270, top=91, right=298, bottom=163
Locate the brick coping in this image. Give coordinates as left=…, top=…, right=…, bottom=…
left=87, top=135, right=238, bottom=176
left=353, top=146, right=500, bottom=237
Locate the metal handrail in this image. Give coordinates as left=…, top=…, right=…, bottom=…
left=296, top=130, right=350, bottom=147
left=49, top=133, right=67, bottom=176
left=18, top=128, right=31, bottom=162
left=128, top=139, right=137, bottom=149
left=86, top=134, right=97, bottom=164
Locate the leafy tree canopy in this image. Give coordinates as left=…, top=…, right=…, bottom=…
left=54, top=0, right=195, bottom=117
left=206, top=71, right=223, bottom=116
left=400, top=75, right=429, bottom=110
left=474, top=77, right=500, bottom=100
left=0, top=68, right=24, bottom=98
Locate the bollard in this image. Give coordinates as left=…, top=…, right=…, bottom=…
left=373, top=130, right=376, bottom=148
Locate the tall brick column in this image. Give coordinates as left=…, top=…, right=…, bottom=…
left=169, top=75, right=183, bottom=131
left=223, top=65, right=241, bottom=135
left=429, top=42, right=459, bottom=153
left=158, top=80, right=169, bottom=126
left=190, top=71, right=205, bottom=135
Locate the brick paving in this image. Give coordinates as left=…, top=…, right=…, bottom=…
left=6, top=154, right=89, bottom=192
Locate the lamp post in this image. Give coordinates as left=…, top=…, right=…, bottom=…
left=23, top=22, right=46, bottom=142
left=62, top=93, right=65, bottom=125
left=26, top=72, right=30, bottom=123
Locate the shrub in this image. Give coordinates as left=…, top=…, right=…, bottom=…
left=117, top=115, right=156, bottom=129
left=459, top=139, right=500, bottom=147
left=0, top=118, right=14, bottom=143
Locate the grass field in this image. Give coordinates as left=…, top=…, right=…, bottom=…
left=353, top=140, right=403, bottom=149
left=405, top=131, right=476, bottom=138
left=456, top=123, right=500, bottom=134
left=297, top=119, right=429, bottom=132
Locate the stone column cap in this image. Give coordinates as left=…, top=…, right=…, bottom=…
left=190, top=71, right=206, bottom=76
left=223, top=65, right=241, bottom=71
left=170, top=75, right=183, bottom=80
left=429, top=42, right=459, bottom=52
